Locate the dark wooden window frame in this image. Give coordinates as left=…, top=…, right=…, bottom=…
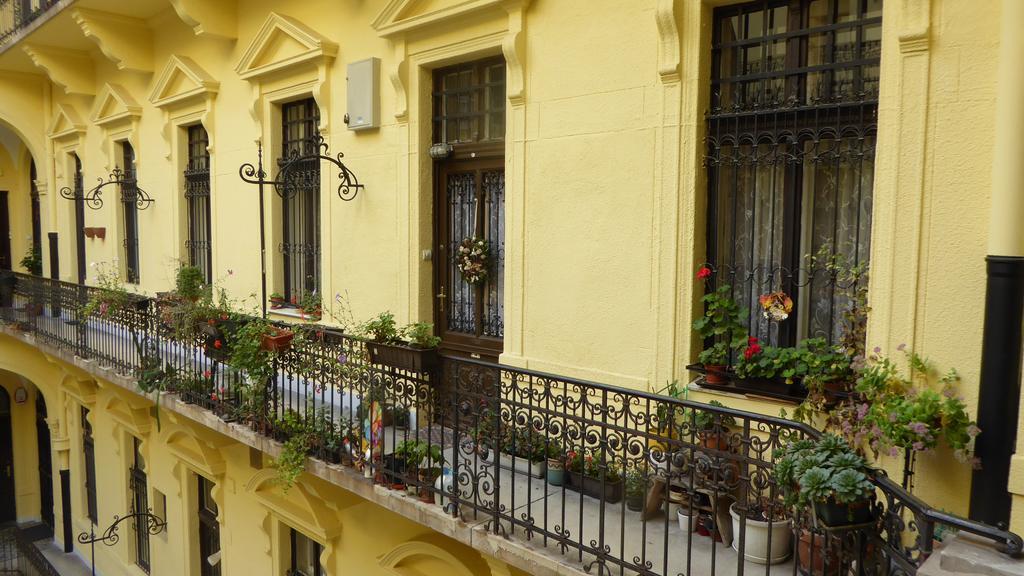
left=81, top=406, right=97, bottom=524
left=279, top=98, right=321, bottom=305
left=130, top=436, right=151, bottom=573
left=121, top=142, right=140, bottom=284
left=185, top=125, right=213, bottom=283
left=288, top=528, right=323, bottom=576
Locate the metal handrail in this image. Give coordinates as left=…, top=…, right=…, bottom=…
left=2, top=270, right=1020, bottom=576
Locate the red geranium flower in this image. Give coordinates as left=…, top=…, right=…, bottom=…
left=203, top=370, right=212, bottom=379
left=697, top=266, right=712, bottom=280
left=214, top=339, right=222, bottom=349
left=743, top=343, right=763, bottom=360
left=748, top=336, right=758, bottom=344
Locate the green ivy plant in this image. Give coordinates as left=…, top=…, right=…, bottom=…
left=227, top=316, right=276, bottom=384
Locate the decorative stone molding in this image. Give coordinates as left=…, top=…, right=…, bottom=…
left=655, top=0, right=682, bottom=82
left=245, top=468, right=347, bottom=563
left=373, top=0, right=531, bottom=114
left=378, top=540, right=477, bottom=576
left=72, top=8, right=153, bottom=73
left=150, top=55, right=219, bottom=157
left=22, top=44, right=95, bottom=95
left=150, top=55, right=219, bottom=109
left=58, top=373, right=97, bottom=405
left=103, top=389, right=153, bottom=436
left=898, top=0, right=930, bottom=53
left=235, top=13, right=337, bottom=138
left=92, top=82, right=143, bottom=128
left=235, top=13, right=337, bottom=81
left=168, top=0, right=237, bottom=39
left=164, top=427, right=229, bottom=478
left=91, top=82, right=143, bottom=169
left=47, top=102, right=87, bottom=142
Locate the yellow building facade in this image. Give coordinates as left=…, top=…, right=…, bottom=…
left=0, top=0, right=1022, bottom=574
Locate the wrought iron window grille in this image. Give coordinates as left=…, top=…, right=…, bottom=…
left=58, top=166, right=155, bottom=211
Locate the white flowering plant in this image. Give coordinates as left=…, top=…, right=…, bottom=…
left=456, top=237, right=490, bottom=285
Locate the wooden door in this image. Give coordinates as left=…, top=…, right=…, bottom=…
left=431, top=57, right=506, bottom=361
left=435, top=160, right=505, bottom=359
left=0, top=387, right=15, bottom=523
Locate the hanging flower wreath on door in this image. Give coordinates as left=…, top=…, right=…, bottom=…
left=457, top=237, right=490, bottom=284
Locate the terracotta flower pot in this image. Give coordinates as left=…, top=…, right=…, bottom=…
left=704, top=364, right=729, bottom=385
left=260, top=327, right=294, bottom=353
left=797, top=530, right=841, bottom=576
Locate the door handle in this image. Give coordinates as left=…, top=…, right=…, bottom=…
left=436, top=286, right=446, bottom=313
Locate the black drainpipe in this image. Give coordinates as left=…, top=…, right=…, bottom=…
left=969, top=256, right=1024, bottom=526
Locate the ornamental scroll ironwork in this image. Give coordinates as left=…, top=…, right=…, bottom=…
left=77, top=508, right=167, bottom=576
left=59, top=167, right=156, bottom=211
left=238, top=132, right=363, bottom=201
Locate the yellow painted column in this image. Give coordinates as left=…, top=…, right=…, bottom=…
left=994, top=0, right=1024, bottom=533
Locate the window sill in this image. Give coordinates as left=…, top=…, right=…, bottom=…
left=268, top=306, right=321, bottom=322
left=685, top=378, right=805, bottom=406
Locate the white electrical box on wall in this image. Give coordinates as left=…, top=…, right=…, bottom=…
left=346, top=57, right=380, bottom=131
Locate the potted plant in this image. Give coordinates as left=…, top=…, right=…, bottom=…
left=692, top=400, right=736, bottom=451
left=395, top=440, right=446, bottom=502
left=260, top=325, right=295, bottom=353
left=850, top=351, right=980, bottom=466
left=565, top=448, right=623, bottom=503
left=486, top=425, right=557, bottom=479
left=269, top=291, right=286, bottom=309
left=692, top=268, right=747, bottom=385
left=773, top=434, right=875, bottom=527
left=361, top=313, right=441, bottom=373
left=547, top=454, right=566, bottom=486
left=624, top=466, right=647, bottom=511
left=299, top=291, right=322, bottom=320
left=20, top=246, right=42, bottom=276
left=729, top=498, right=792, bottom=564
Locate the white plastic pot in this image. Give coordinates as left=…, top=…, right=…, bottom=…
left=677, top=507, right=696, bottom=533
left=729, top=503, right=793, bottom=565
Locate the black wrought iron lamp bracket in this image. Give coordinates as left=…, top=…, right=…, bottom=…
left=77, top=508, right=167, bottom=576
left=238, top=132, right=364, bottom=201
left=59, top=167, right=156, bottom=211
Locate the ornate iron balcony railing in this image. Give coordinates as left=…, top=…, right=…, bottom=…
left=0, top=0, right=61, bottom=47
left=0, top=271, right=1019, bottom=576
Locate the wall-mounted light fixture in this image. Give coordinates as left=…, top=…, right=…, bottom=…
left=429, top=142, right=453, bottom=160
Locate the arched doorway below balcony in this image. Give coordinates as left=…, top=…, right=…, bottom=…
left=0, top=386, right=14, bottom=524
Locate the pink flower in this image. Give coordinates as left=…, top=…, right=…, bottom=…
left=912, top=441, right=925, bottom=451
left=873, top=346, right=882, bottom=354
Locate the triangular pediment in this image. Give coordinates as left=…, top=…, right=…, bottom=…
left=149, top=55, right=219, bottom=109
left=48, top=102, right=87, bottom=140
left=91, top=82, right=142, bottom=127
left=372, top=0, right=512, bottom=37
left=235, top=13, right=337, bottom=80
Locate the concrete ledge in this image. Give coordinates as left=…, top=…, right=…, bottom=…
left=0, top=325, right=591, bottom=576
left=921, top=534, right=1024, bottom=576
